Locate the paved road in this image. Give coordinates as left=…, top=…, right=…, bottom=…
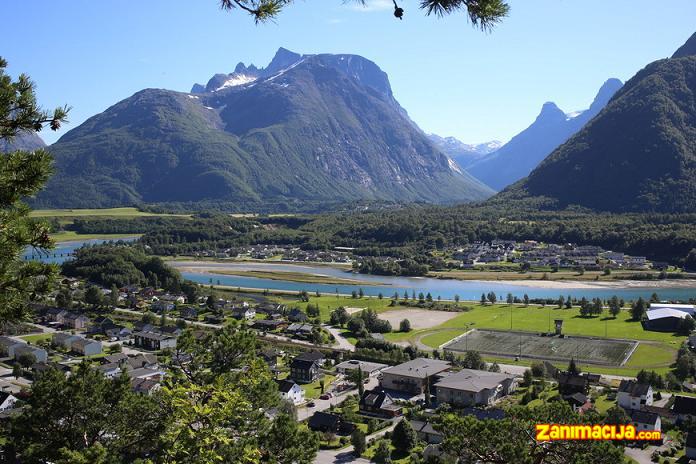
left=297, top=376, right=379, bottom=421
left=325, top=325, right=356, bottom=352
left=313, top=422, right=397, bottom=464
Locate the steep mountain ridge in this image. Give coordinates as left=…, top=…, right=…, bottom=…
left=37, top=48, right=493, bottom=209
left=467, top=78, right=623, bottom=191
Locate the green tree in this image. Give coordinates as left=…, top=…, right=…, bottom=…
left=351, top=429, right=366, bottom=457
left=0, top=57, right=67, bottom=324
left=219, top=0, right=510, bottom=29
left=440, top=402, right=623, bottom=464
left=679, top=315, right=696, bottom=335
left=9, top=364, right=164, bottom=462
left=374, top=439, right=393, bottom=463
left=392, top=419, right=418, bottom=453
left=631, top=297, right=647, bottom=321
left=399, top=319, right=411, bottom=332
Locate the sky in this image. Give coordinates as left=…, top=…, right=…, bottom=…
left=2, top=0, right=695, bottom=145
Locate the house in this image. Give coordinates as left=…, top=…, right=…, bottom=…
left=0, top=392, right=17, bottom=412
left=71, top=338, right=102, bottom=357
left=103, top=353, right=129, bottom=365
left=131, top=378, right=161, bottom=395
left=98, top=362, right=126, bottom=379
left=644, top=308, right=691, bottom=332
left=380, top=358, right=451, bottom=394
left=288, top=308, right=309, bottom=322
left=45, top=308, right=67, bottom=324
left=152, top=300, right=175, bottom=313
left=133, top=322, right=155, bottom=333
left=127, top=367, right=166, bottom=381
left=285, top=323, right=314, bottom=336
left=51, top=333, right=80, bottom=351
left=32, top=361, right=72, bottom=377
left=308, top=411, right=355, bottom=435
left=128, top=353, right=159, bottom=370
left=335, top=360, right=388, bottom=377
left=180, top=307, right=198, bottom=320
left=359, top=389, right=403, bottom=417
left=276, top=379, right=305, bottom=405
left=295, top=350, right=326, bottom=366
left=0, top=337, right=24, bottom=358
left=409, top=420, right=443, bottom=444
left=433, top=369, right=517, bottom=407
left=13, top=345, right=48, bottom=363
left=557, top=372, right=589, bottom=395
left=289, top=358, right=320, bottom=383
left=133, top=331, right=177, bottom=351
left=617, top=380, right=653, bottom=410
left=259, top=349, right=279, bottom=368
left=105, top=326, right=132, bottom=341
left=253, top=320, right=288, bottom=331
left=672, top=395, right=696, bottom=423
left=63, top=312, right=89, bottom=329
left=231, top=307, right=256, bottom=320
left=564, top=392, right=591, bottom=413
left=686, top=432, right=696, bottom=460
left=630, top=410, right=661, bottom=435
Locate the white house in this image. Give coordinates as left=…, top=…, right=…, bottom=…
left=617, top=380, right=653, bottom=410
left=630, top=410, right=661, bottom=434
left=276, top=379, right=305, bottom=405
left=0, top=391, right=17, bottom=412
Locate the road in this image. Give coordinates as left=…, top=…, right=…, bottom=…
left=297, top=375, right=378, bottom=421
left=325, top=325, right=356, bottom=352
left=313, top=422, right=397, bottom=464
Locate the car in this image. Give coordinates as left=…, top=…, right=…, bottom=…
left=319, top=394, right=330, bottom=400
left=307, top=401, right=316, bottom=407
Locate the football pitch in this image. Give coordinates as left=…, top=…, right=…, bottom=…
left=443, top=329, right=638, bottom=366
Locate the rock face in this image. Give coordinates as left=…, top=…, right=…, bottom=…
left=495, top=41, right=696, bottom=213
left=0, top=131, right=46, bottom=153
left=467, top=79, right=623, bottom=191
left=427, top=134, right=502, bottom=169
left=37, top=48, right=493, bottom=209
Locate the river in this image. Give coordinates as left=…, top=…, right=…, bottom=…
left=26, top=239, right=696, bottom=302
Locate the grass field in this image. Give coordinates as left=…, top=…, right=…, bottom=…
left=444, top=329, right=637, bottom=365
left=272, top=294, right=683, bottom=374
left=19, top=333, right=52, bottom=343
left=50, top=231, right=143, bottom=242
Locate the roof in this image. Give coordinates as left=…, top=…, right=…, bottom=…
left=646, top=308, right=690, bottom=321
left=565, top=392, right=588, bottom=406
left=290, top=358, right=318, bottom=370
left=382, top=358, right=451, bottom=379
left=276, top=379, right=299, bottom=393
left=687, top=432, right=696, bottom=448
left=410, top=420, right=443, bottom=437
left=128, top=368, right=164, bottom=380
left=558, top=373, right=588, bottom=387
left=434, top=369, right=514, bottom=392
left=0, top=391, right=16, bottom=404
left=630, top=409, right=660, bottom=426
left=103, top=353, right=129, bottom=364
left=335, top=360, right=388, bottom=373
left=0, top=336, right=22, bottom=347
left=618, top=380, right=650, bottom=396
left=673, top=395, right=696, bottom=415
left=72, top=338, right=100, bottom=349
left=360, top=389, right=394, bottom=409
left=649, top=304, right=696, bottom=315
left=308, top=411, right=341, bottom=429
left=131, top=378, right=160, bottom=394
left=295, top=350, right=325, bottom=362
left=134, top=331, right=175, bottom=341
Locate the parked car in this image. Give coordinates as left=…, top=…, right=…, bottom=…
left=319, top=394, right=330, bottom=400
left=307, top=401, right=316, bottom=407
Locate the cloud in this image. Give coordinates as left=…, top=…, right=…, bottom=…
left=345, top=0, right=393, bottom=13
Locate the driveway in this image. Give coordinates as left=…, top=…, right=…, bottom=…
left=297, top=376, right=378, bottom=421
left=314, top=422, right=397, bottom=464
left=325, top=325, right=355, bottom=352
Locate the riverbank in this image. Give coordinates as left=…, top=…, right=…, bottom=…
left=193, top=268, right=385, bottom=286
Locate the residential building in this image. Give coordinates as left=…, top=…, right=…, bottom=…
left=672, top=395, right=696, bottom=423
left=289, top=358, right=320, bottom=384
left=51, top=333, right=80, bottom=350
left=231, top=307, right=256, bottom=320
left=133, top=331, right=177, bottom=351
left=557, top=372, right=589, bottom=395
left=131, top=378, right=161, bottom=395
left=617, top=380, right=653, bottom=410
left=433, top=369, right=517, bottom=407
left=630, top=410, right=661, bottom=435
left=276, top=379, right=305, bottom=405
left=288, top=308, right=309, bottom=323
left=335, top=360, right=388, bottom=377
left=0, top=392, right=17, bottom=412
left=380, top=358, right=451, bottom=394
left=63, top=312, right=89, bottom=329
left=359, top=389, right=403, bottom=417
left=13, top=345, right=48, bottom=363
left=0, top=337, right=24, bottom=358
left=295, top=350, right=326, bottom=366
left=71, top=338, right=102, bottom=357
left=308, top=412, right=354, bottom=435
left=409, top=420, right=444, bottom=444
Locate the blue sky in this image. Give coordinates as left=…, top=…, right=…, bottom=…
left=2, top=0, right=694, bottom=145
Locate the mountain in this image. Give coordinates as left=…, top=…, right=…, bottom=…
left=427, top=134, right=502, bottom=168
left=495, top=36, right=696, bottom=213
left=0, top=131, right=45, bottom=153
left=36, top=49, right=493, bottom=209
left=467, top=78, right=623, bottom=191
left=673, top=32, right=696, bottom=58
